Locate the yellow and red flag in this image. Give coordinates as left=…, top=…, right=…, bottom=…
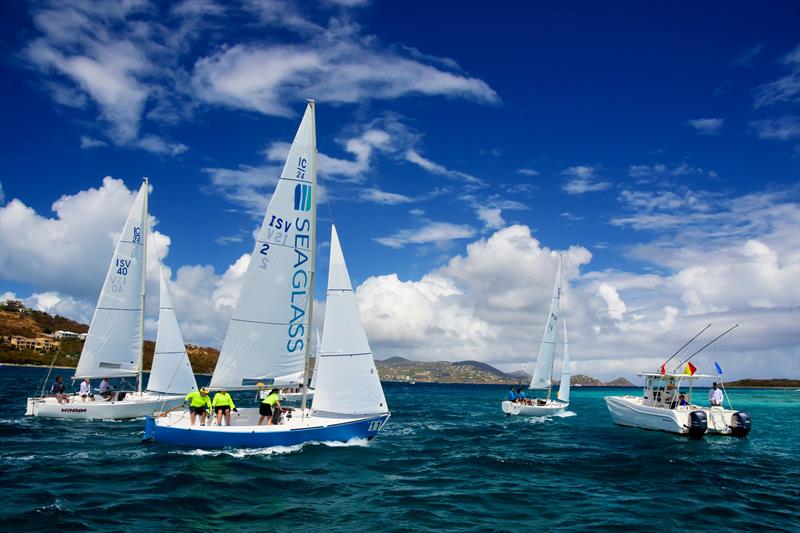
left=683, top=362, right=697, bottom=376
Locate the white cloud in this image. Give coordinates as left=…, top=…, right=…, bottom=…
left=80, top=135, right=107, bottom=149
left=404, top=149, right=485, bottom=185
left=749, top=116, right=800, bottom=141
left=753, top=44, right=800, bottom=109
left=357, top=217, right=799, bottom=379
left=374, top=221, right=476, bottom=249
left=686, top=117, right=725, bottom=135
left=561, top=166, right=612, bottom=194
left=476, top=207, right=504, bottom=230
left=516, top=168, right=539, bottom=176
left=358, top=188, right=413, bottom=205
left=0, top=177, right=172, bottom=305
left=731, top=43, right=764, bottom=68
left=137, top=135, right=188, bottom=156
left=191, top=20, right=498, bottom=114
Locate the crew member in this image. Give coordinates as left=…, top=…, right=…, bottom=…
left=708, top=382, right=724, bottom=407
left=185, top=387, right=212, bottom=426
left=212, top=389, right=237, bottom=426
left=99, top=378, right=113, bottom=401
left=50, top=375, right=69, bottom=404
left=507, top=386, right=517, bottom=403
left=79, top=378, right=95, bottom=402
left=258, top=389, right=281, bottom=426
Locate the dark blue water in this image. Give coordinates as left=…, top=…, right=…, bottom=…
left=1, top=366, right=798, bottom=532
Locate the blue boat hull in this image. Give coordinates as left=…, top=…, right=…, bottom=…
left=143, top=413, right=390, bottom=448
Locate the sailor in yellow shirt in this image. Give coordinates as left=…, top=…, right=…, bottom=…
left=184, top=387, right=212, bottom=426
left=258, top=389, right=281, bottom=426
left=212, top=390, right=238, bottom=426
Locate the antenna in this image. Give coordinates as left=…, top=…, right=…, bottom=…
left=660, top=323, right=711, bottom=371
left=675, top=324, right=739, bottom=370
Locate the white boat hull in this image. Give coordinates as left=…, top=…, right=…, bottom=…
left=605, top=395, right=696, bottom=434
left=502, top=399, right=569, bottom=416
left=26, top=392, right=184, bottom=420
left=144, top=407, right=390, bottom=447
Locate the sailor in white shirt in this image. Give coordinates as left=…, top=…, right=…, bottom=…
left=79, top=378, right=95, bottom=402
left=708, top=382, right=724, bottom=407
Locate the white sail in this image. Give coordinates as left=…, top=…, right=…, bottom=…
left=312, top=225, right=388, bottom=415
left=530, top=256, right=562, bottom=390
left=557, top=316, right=571, bottom=403
left=74, top=181, right=148, bottom=379
left=147, top=267, right=198, bottom=394
left=210, top=102, right=317, bottom=389
left=310, top=329, right=321, bottom=389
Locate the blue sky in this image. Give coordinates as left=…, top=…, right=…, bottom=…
left=1, top=1, right=798, bottom=379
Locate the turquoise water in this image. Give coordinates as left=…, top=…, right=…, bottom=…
left=1, top=366, right=798, bottom=531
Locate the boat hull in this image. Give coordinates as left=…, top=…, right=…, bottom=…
left=605, top=395, right=705, bottom=436
left=26, top=393, right=184, bottom=420
left=143, top=408, right=390, bottom=448
left=502, top=399, right=569, bottom=416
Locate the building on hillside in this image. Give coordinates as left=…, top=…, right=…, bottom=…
left=6, top=335, right=61, bottom=351
left=54, top=330, right=79, bottom=339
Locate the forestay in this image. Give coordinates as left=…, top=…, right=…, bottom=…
left=147, top=267, right=198, bottom=394
left=74, top=181, right=148, bottom=379
left=312, top=225, right=388, bottom=416
left=530, top=257, right=562, bottom=390
left=210, top=102, right=316, bottom=389
left=557, top=317, right=571, bottom=403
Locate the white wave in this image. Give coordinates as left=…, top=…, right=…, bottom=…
left=554, top=410, right=577, bottom=418
left=171, top=444, right=306, bottom=458
left=322, top=437, right=370, bottom=447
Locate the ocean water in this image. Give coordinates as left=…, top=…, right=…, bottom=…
left=1, top=366, right=798, bottom=532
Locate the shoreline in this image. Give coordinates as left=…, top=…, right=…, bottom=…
left=3, top=363, right=797, bottom=388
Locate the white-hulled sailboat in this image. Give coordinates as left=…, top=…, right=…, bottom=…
left=502, top=256, right=571, bottom=416
left=144, top=100, right=390, bottom=447
left=26, top=181, right=198, bottom=419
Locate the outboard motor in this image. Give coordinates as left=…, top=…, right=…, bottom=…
left=688, top=410, right=707, bottom=437
left=730, top=411, right=752, bottom=437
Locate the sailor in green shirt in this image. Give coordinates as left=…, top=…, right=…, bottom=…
left=185, top=387, right=212, bottom=426
left=258, top=389, right=281, bottom=426
left=212, top=390, right=238, bottom=426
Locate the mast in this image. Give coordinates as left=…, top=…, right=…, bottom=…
left=300, top=99, right=317, bottom=414
left=137, top=177, right=148, bottom=395
left=546, top=254, right=562, bottom=400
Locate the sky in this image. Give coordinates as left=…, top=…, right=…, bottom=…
left=0, top=0, right=798, bottom=381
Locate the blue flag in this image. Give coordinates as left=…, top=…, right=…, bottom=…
left=714, top=361, right=723, bottom=375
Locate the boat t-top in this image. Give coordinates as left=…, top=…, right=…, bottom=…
left=502, top=255, right=571, bottom=416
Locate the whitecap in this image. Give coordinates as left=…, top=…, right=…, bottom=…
left=170, top=444, right=306, bottom=458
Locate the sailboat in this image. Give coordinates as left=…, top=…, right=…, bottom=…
left=26, top=180, right=197, bottom=419
left=502, top=256, right=571, bottom=416
left=144, top=100, right=391, bottom=447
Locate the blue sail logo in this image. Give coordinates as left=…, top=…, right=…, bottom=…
left=294, top=183, right=312, bottom=211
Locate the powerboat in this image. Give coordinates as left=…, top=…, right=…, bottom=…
left=605, top=372, right=751, bottom=437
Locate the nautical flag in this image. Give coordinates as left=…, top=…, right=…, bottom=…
left=683, top=362, right=697, bottom=376
left=659, top=363, right=666, bottom=376
left=714, top=361, right=723, bottom=375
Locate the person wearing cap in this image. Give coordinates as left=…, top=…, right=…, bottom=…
left=708, top=382, right=724, bottom=407
left=258, top=389, right=281, bottom=426
left=212, top=390, right=238, bottom=426
left=185, top=387, right=212, bottom=425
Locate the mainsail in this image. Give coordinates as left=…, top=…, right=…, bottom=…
left=530, top=256, right=562, bottom=390
left=74, top=181, right=148, bottom=379
left=210, top=101, right=317, bottom=389
left=557, top=316, right=571, bottom=403
left=147, top=267, right=198, bottom=394
left=312, top=225, right=388, bottom=415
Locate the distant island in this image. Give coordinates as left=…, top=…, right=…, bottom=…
left=2, top=301, right=795, bottom=387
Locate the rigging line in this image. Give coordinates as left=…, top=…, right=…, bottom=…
left=661, top=323, right=712, bottom=369
left=675, top=324, right=739, bottom=370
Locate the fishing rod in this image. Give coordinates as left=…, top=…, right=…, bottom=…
left=675, top=324, right=739, bottom=370
left=660, top=323, right=712, bottom=370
